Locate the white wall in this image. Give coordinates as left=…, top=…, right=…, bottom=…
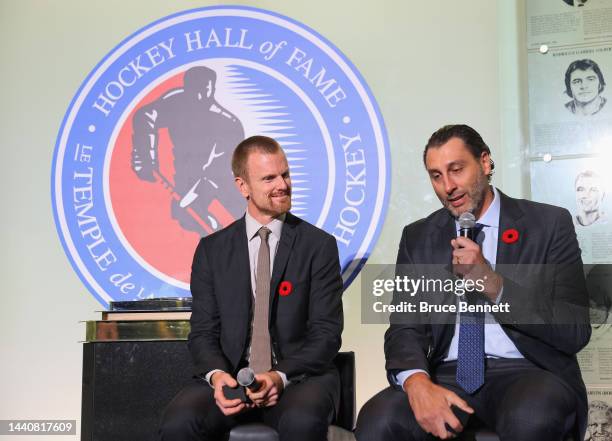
left=0, top=0, right=524, bottom=438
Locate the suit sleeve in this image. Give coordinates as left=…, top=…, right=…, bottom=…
left=493, top=208, right=591, bottom=355
left=384, top=226, right=433, bottom=387
left=187, top=238, right=232, bottom=376
left=273, top=235, right=343, bottom=378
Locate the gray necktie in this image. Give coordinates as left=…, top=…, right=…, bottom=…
left=249, top=227, right=272, bottom=373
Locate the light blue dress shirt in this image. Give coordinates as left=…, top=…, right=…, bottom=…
left=395, top=186, right=523, bottom=388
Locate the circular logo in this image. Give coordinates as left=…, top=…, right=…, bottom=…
left=52, top=6, right=390, bottom=307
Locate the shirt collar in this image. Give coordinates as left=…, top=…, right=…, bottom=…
left=477, top=186, right=500, bottom=228
left=245, top=211, right=285, bottom=241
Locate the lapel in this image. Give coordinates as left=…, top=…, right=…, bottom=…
left=496, top=190, right=525, bottom=267
left=269, top=212, right=298, bottom=314
left=434, top=210, right=456, bottom=265
left=493, top=191, right=527, bottom=348
left=234, top=216, right=253, bottom=321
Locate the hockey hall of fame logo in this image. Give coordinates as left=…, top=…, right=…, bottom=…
left=52, top=6, right=390, bottom=307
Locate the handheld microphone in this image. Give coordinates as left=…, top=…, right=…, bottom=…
left=457, top=212, right=477, bottom=241
left=237, top=367, right=261, bottom=391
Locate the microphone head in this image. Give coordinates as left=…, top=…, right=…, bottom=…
left=237, top=367, right=255, bottom=387
left=458, top=212, right=476, bottom=229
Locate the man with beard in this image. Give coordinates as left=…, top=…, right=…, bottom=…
left=575, top=170, right=606, bottom=227
left=355, top=125, right=591, bottom=440
left=159, top=135, right=344, bottom=441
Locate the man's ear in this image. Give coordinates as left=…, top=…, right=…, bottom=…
left=235, top=176, right=250, bottom=200
left=480, top=151, right=491, bottom=175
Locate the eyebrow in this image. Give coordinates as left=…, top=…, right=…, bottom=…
left=573, top=75, right=597, bottom=80
left=427, top=160, right=466, bottom=174
left=261, top=169, right=290, bottom=180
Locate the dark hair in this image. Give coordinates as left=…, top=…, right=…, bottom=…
left=565, top=59, right=605, bottom=97
left=232, top=135, right=282, bottom=179
left=423, top=124, right=495, bottom=182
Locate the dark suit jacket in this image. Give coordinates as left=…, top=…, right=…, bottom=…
left=385, top=190, right=591, bottom=437
left=188, top=212, right=344, bottom=382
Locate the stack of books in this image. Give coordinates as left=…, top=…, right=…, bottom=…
left=102, top=297, right=192, bottom=321
left=85, top=298, right=192, bottom=342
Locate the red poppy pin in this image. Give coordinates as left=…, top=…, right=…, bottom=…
left=279, top=281, right=293, bottom=296
left=502, top=228, right=519, bottom=244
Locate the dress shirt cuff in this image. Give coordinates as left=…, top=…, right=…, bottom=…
left=275, top=370, right=291, bottom=388
left=395, top=369, right=429, bottom=388
left=494, top=286, right=504, bottom=304
left=204, top=369, right=224, bottom=388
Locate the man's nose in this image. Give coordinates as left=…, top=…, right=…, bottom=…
left=443, top=176, right=456, bottom=195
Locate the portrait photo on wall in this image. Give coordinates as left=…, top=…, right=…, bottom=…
left=528, top=51, right=612, bottom=156
left=530, top=157, right=612, bottom=264
left=564, top=59, right=607, bottom=117
left=584, top=390, right=612, bottom=441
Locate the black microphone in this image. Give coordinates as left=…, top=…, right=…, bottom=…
left=457, top=212, right=477, bottom=241
left=237, top=367, right=261, bottom=391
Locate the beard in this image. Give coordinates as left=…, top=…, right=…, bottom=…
left=253, top=188, right=292, bottom=217
left=269, top=192, right=292, bottom=215
left=441, top=170, right=490, bottom=219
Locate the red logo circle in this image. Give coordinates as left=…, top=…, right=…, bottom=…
left=109, top=73, right=200, bottom=285
left=279, top=281, right=293, bottom=296
left=502, top=228, right=519, bottom=244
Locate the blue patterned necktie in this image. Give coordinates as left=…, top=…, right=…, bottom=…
left=456, top=223, right=485, bottom=394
